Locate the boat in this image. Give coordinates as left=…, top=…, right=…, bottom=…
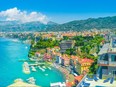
left=12, top=39, right=19, bottom=42
left=48, top=67, right=51, bottom=70
left=45, top=74, right=48, bottom=76
left=38, top=66, right=45, bottom=72
left=27, top=77, right=36, bottom=85
left=43, top=66, right=46, bottom=69
left=31, top=66, right=36, bottom=72
left=73, top=73, right=78, bottom=76
left=25, top=46, right=28, bottom=49
left=23, top=62, right=30, bottom=74
left=50, top=82, right=66, bottom=87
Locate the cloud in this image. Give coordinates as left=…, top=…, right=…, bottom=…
left=0, top=7, right=48, bottom=24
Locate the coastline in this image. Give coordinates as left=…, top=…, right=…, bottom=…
left=0, top=38, right=65, bottom=87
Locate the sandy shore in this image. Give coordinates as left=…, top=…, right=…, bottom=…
left=8, top=79, right=40, bottom=87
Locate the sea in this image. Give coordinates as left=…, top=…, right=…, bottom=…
left=0, top=38, right=65, bottom=87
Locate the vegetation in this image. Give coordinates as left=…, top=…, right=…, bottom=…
left=63, top=36, right=69, bottom=40
left=29, top=34, right=104, bottom=74
left=73, top=35, right=104, bottom=59
left=1, top=16, right=116, bottom=32
left=65, top=48, right=76, bottom=55
left=34, top=39, right=59, bottom=49
left=29, top=38, right=60, bottom=57
left=64, top=35, right=104, bottom=74
left=47, top=16, right=116, bottom=31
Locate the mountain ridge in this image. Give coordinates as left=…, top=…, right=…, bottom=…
left=0, top=16, right=116, bottom=32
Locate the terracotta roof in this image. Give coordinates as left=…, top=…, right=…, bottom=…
left=35, top=52, right=40, bottom=54
left=71, top=55, right=79, bottom=60
left=66, top=82, right=74, bottom=87
left=44, top=53, right=52, bottom=59
left=46, top=48, right=51, bottom=50
left=54, top=46, right=60, bottom=48
left=78, top=58, right=94, bottom=64
left=74, top=75, right=83, bottom=82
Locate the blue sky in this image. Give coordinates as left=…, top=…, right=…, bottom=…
left=0, top=0, right=116, bottom=23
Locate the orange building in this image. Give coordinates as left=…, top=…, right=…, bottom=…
left=76, top=58, right=94, bottom=74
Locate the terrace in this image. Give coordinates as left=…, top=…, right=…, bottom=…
left=76, top=74, right=116, bottom=87
left=85, top=78, right=116, bottom=87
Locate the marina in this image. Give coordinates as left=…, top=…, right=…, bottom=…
left=0, top=38, right=65, bottom=87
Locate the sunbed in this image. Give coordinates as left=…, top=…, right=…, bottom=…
left=103, top=78, right=110, bottom=83
left=110, top=77, right=114, bottom=84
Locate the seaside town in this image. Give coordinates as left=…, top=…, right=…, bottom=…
left=0, top=29, right=116, bottom=87
left=0, top=0, right=116, bottom=87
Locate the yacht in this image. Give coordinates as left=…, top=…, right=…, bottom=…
left=43, top=66, right=46, bottom=69
left=27, top=77, right=36, bottom=85
left=48, top=67, right=51, bottom=70
left=38, top=66, right=45, bottom=72
left=31, top=66, right=36, bottom=72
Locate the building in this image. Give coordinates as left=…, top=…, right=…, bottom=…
left=43, top=53, right=52, bottom=61
left=98, top=36, right=116, bottom=79
left=60, top=40, right=75, bottom=54
left=74, top=75, right=83, bottom=85
left=76, top=58, right=94, bottom=75
left=55, top=53, right=62, bottom=64
left=61, top=54, right=70, bottom=66
left=35, top=52, right=41, bottom=57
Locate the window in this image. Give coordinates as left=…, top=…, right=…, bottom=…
left=111, top=55, right=116, bottom=61
left=112, top=71, right=116, bottom=76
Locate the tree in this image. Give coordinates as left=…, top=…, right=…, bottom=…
left=65, top=48, right=76, bottom=55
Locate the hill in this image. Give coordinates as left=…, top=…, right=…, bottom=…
left=0, top=16, right=116, bottom=32
left=46, top=16, right=116, bottom=31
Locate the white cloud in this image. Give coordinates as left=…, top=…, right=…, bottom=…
left=0, top=7, right=48, bottom=24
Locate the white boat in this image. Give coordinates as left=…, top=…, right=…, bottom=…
left=31, top=66, right=36, bottom=72
left=73, top=73, right=78, bottom=76
left=48, top=67, right=51, bottom=70
left=23, top=62, right=30, bottom=74
left=27, top=77, right=36, bottom=85
left=12, top=39, right=19, bottom=42
left=43, top=66, right=46, bottom=69
left=45, top=74, right=48, bottom=76
left=38, top=66, right=45, bottom=72
left=25, top=46, right=28, bottom=49
left=50, top=82, right=66, bottom=87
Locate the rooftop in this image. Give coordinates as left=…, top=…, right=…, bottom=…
left=75, top=75, right=83, bottom=82
left=98, top=43, right=109, bottom=55
left=85, top=78, right=116, bottom=87
left=78, top=58, right=94, bottom=64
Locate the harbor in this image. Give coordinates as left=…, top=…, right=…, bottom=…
left=0, top=38, right=65, bottom=87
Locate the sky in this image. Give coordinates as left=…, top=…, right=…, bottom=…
left=0, top=0, right=116, bottom=23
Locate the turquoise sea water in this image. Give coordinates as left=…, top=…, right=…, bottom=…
left=0, top=38, right=65, bottom=87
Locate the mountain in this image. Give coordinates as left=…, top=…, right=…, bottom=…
left=0, top=16, right=116, bottom=32
left=0, top=21, right=57, bottom=32
left=46, top=16, right=116, bottom=31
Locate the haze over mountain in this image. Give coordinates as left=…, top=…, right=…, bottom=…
left=0, top=16, right=116, bottom=32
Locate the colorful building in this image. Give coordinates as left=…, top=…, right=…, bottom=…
left=76, top=58, right=94, bottom=74
left=98, top=36, right=116, bottom=79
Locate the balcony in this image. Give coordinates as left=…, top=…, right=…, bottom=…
left=98, top=60, right=109, bottom=66
left=98, top=59, right=116, bottom=66
left=109, top=61, right=116, bottom=66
